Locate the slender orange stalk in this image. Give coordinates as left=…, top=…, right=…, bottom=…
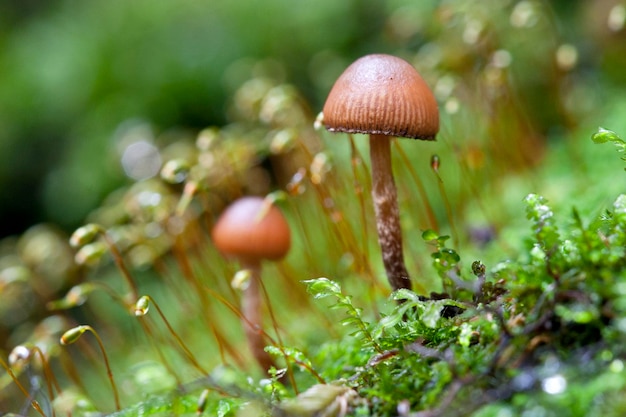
left=135, top=295, right=209, bottom=375
left=60, top=325, right=121, bottom=411
left=0, top=356, right=46, bottom=416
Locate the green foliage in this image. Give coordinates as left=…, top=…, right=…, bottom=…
left=304, top=278, right=381, bottom=353
left=108, top=393, right=199, bottom=417
left=290, top=187, right=626, bottom=416
left=422, top=230, right=463, bottom=295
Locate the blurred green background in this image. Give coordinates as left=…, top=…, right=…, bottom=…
left=0, top=0, right=625, bottom=238
left=0, top=0, right=386, bottom=237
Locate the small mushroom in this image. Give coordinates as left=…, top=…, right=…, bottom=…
left=322, top=54, right=439, bottom=293
left=211, top=196, right=291, bottom=373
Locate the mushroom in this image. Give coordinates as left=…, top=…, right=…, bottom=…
left=322, top=54, right=439, bottom=293
left=211, top=196, right=291, bottom=373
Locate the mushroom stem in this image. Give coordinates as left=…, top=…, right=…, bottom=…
left=241, top=261, right=276, bottom=373
left=369, top=135, right=413, bottom=293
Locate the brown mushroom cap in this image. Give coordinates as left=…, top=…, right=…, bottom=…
left=212, top=196, right=291, bottom=262
left=322, top=54, right=439, bottom=140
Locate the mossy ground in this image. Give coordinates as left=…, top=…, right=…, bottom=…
left=2, top=2, right=626, bottom=416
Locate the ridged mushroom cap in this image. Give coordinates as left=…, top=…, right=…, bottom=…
left=212, top=196, right=291, bottom=262
left=322, top=54, right=439, bottom=140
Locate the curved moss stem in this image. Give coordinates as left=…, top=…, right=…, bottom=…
left=369, top=135, right=414, bottom=293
